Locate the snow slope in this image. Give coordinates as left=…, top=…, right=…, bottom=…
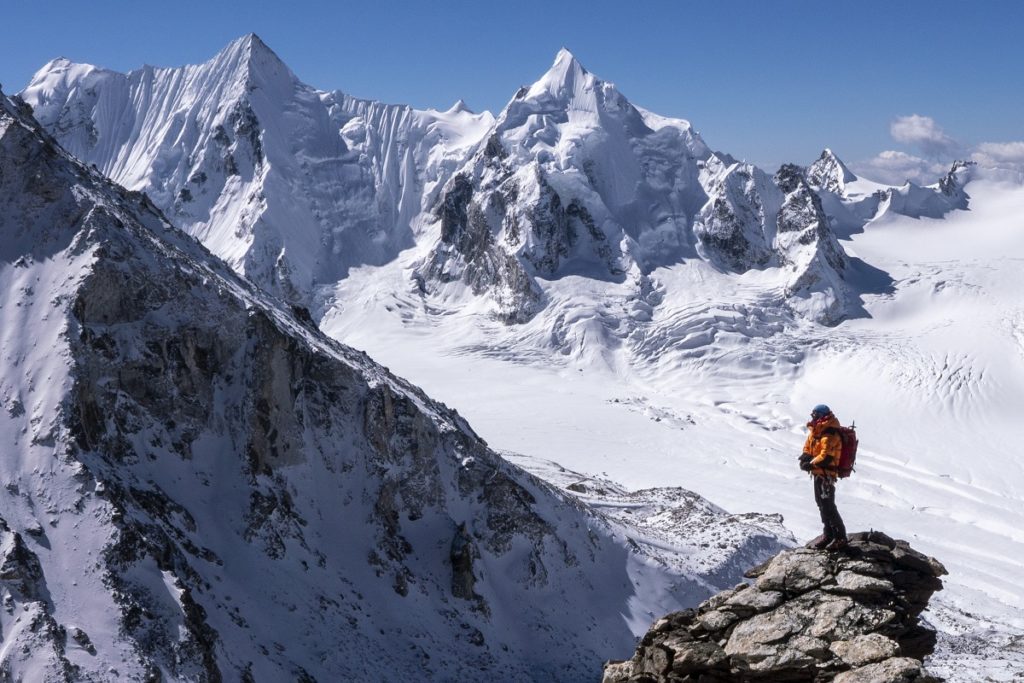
left=0, top=90, right=795, bottom=681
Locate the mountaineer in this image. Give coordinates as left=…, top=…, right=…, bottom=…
left=800, top=404, right=849, bottom=550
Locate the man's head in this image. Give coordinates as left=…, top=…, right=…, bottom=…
left=811, top=404, right=832, bottom=420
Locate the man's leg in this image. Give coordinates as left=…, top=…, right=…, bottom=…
left=817, top=477, right=847, bottom=540
left=811, top=477, right=834, bottom=548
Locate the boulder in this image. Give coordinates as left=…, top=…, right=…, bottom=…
left=604, top=532, right=946, bottom=682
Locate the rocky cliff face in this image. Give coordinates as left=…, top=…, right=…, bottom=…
left=604, top=531, right=947, bottom=683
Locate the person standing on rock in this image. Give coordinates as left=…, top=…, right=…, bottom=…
left=799, top=404, right=848, bottom=550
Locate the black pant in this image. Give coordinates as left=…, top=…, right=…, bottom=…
left=814, top=476, right=846, bottom=540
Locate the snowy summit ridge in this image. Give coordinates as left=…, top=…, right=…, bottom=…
left=805, top=148, right=858, bottom=195
left=524, top=47, right=600, bottom=104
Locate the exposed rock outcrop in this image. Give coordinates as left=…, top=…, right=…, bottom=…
left=604, top=531, right=947, bottom=683
left=0, top=517, right=78, bottom=680
left=693, top=156, right=776, bottom=273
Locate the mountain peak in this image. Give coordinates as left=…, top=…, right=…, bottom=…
left=816, top=148, right=854, bottom=175
left=806, top=147, right=857, bottom=193
left=229, top=32, right=279, bottom=59
left=553, top=47, right=584, bottom=69
left=526, top=47, right=593, bottom=101
left=221, top=32, right=271, bottom=56
left=447, top=98, right=473, bottom=114
left=211, top=33, right=295, bottom=95
left=243, top=31, right=267, bottom=47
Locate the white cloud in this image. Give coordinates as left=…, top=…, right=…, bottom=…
left=972, top=141, right=1024, bottom=166
left=854, top=150, right=948, bottom=185
left=890, top=115, right=960, bottom=157
left=852, top=116, right=1024, bottom=186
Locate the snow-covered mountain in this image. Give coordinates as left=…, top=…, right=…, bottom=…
left=806, top=148, right=971, bottom=234
left=805, top=148, right=859, bottom=195
left=0, top=90, right=791, bottom=680
left=414, top=49, right=860, bottom=325
left=23, top=36, right=965, bottom=332
left=19, top=34, right=493, bottom=306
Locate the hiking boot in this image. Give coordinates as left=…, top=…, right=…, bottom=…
left=825, top=537, right=849, bottom=551
left=807, top=535, right=832, bottom=550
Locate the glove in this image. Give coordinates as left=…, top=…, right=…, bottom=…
left=798, top=454, right=812, bottom=472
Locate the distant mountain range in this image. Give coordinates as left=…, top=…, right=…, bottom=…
left=21, top=34, right=969, bottom=330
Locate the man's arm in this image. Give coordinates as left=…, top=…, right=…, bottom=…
left=810, top=432, right=838, bottom=466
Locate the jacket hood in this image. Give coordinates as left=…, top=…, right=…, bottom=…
left=808, top=413, right=841, bottom=434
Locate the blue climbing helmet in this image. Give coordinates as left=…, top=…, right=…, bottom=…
left=811, top=404, right=832, bottom=419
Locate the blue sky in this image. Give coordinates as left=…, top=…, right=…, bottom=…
left=3, top=0, right=1021, bottom=175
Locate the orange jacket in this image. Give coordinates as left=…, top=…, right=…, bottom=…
left=803, top=414, right=842, bottom=477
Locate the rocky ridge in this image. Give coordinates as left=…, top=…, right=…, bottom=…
left=805, top=149, right=971, bottom=230
left=604, top=531, right=947, bottom=683
left=804, top=149, right=858, bottom=196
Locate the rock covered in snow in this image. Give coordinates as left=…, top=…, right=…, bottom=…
left=936, top=160, right=974, bottom=207
left=603, top=531, right=947, bottom=683
left=0, top=517, right=80, bottom=680
left=504, top=453, right=796, bottom=587
left=415, top=47, right=701, bottom=321
left=774, top=164, right=852, bottom=324
left=694, top=155, right=779, bottom=272
left=416, top=50, right=858, bottom=325
left=805, top=149, right=858, bottom=196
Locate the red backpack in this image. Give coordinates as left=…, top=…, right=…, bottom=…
left=831, top=422, right=858, bottom=478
